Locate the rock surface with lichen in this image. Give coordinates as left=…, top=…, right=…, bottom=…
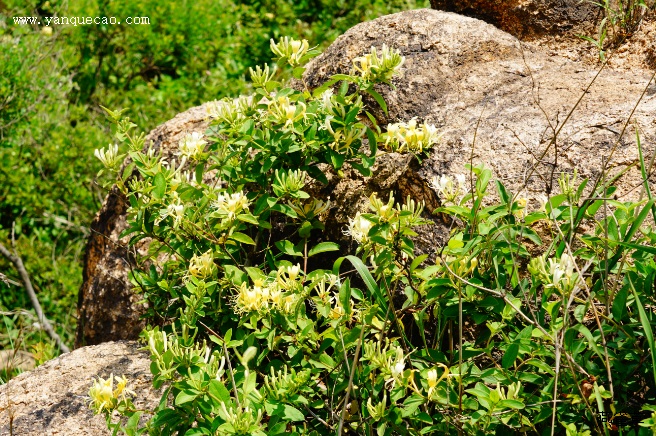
left=0, top=341, right=159, bottom=436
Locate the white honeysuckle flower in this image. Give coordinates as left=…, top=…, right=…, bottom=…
left=383, top=118, right=439, bottom=153
left=429, top=173, right=466, bottom=205
left=427, top=368, right=438, bottom=398
left=344, top=212, right=374, bottom=243
left=320, top=88, right=334, bottom=112
left=94, top=143, right=121, bottom=169
left=188, top=250, right=215, bottom=279
left=390, top=346, right=405, bottom=379
left=270, top=96, right=306, bottom=128
left=178, top=132, right=207, bottom=160
left=234, top=283, right=262, bottom=313
left=212, top=191, right=250, bottom=219
left=155, top=194, right=185, bottom=228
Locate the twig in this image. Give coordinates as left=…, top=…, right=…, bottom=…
left=0, top=242, right=70, bottom=353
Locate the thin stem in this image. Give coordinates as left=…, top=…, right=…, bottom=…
left=0, top=241, right=70, bottom=353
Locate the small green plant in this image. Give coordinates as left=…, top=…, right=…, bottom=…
left=580, top=0, right=651, bottom=60
left=91, top=36, right=656, bottom=436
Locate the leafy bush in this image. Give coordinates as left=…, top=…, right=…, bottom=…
left=91, top=39, right=656, bottom=435
left=0, top=0, right=428, bottom=367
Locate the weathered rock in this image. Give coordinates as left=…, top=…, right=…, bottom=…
left=0, top=341, right=160, bottom=436
left=77, top=9, right=656, bottom=345
left=76, top=104, right=213, bottom=348
left=301, top=9, right=656, bottom=203
left=429, top=0, right=601, bottom=39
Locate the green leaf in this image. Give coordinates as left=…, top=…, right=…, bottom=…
left=502, top=343, right=519, bottom=368
left=339, top=278, right=351, bottom=316
left=497, top=399, right=524, bottom=410
left=152, top=172, right=166, bottom=199
left=175, top=389, right=199, bottom=406
left=333, top=255, right=387, bottom=315
left=208, top=380, right=231, bottom=404
left=265, top=400, right=305, bottom=422
left=364, top=87, right=388, bottom=116
left=224, top=265, right=247, bottom=286
left=612, top=286, right=629, bottom=321
left=410, top=254, right=428, bottom=272
left=308, top=242, right=340, bottom=257
left=571, top=324, right=604, bottom=360
left=230, top=232, right=255, bottom=245
left=629, top=280, right=656, bottom=388
left=237, top=213, right=259, bottom=225
left=275, top=240, right=304, bottom=257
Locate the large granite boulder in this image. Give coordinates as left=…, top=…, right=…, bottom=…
left=0, top=341, right=160, bottom=435
left=76, top=8, right=656, bottom=346
left=429, top=0, right=601, bottom=39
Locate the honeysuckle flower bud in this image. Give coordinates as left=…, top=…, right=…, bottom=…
left=249, top=64, right=275, bottom=88
left=558, top=169, right=580, bottom=204
left=178, top=132, right=207, bottom=160
left=94, top=143, right=122, bottom=169
left=366, top=393, right=387, bottom=421
left=353, top=44, right=404, bottom=83
left=270, top=36, right=309, bottom=66
left=369, top=192, right=396, bottom=221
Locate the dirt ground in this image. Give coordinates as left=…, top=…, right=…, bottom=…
left=536, top=9, right=656, bottom=71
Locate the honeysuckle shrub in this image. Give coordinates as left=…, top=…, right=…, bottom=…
left=91, top=39, right=656, bottom=436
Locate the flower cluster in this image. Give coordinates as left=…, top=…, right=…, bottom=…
left=207, top=95, right=255, bottom=127
left=94, top=143, right=122, bottom=170
left=178, top=132, right=207, bottom=161
left=156, top=194, right=185, bottom=228
left=269, top=95, right=306, bottom=128
left=529, top=252, right=580, bottom=295
left=188, top=250, right=215, bottom=279
left=344, top=212, right=374, bottom=243
left=218, top=402, right=265, bottom=435
left=383, top=118, right=439, bottom=153
left=363, top=340, right=407, bottom=388
left=212, top=191, right=250, bottom=220
left=88, top=373, right=135, bottom=414
left=233, top=265, right=302, bottom=314
left=352, top=44, right=405, bottom=83
left=249, top=64, right=275, bottom=88
left=270, top=36, right=309, bottom=67
left=429, top=173, right=467, bottom=205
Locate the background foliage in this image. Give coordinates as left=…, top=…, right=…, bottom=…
left=0, top=0, right=429, bottom=378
